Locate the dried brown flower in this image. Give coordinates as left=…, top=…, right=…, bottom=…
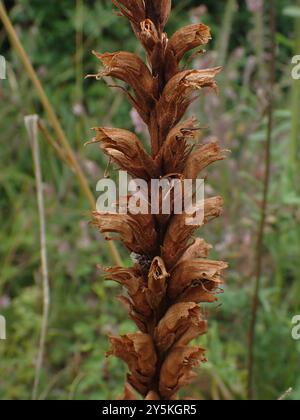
left=168, top=258, right=228, bottom=300
left=89, top=127, right=157, bottom=179
left=165, top=24, right=212, bottom=79
left=88, top=0, right=227, bottom=400
left=161, top=196, right=224, bottom=269
left=159, top=346, right=207, bottom=399
left=146, top=256, right=169, bottom=310
left=93, top=212, right=157, bottom=256
left=154, top=302, right=207, bottom=352
left=108, top=333, right=157, bottom=395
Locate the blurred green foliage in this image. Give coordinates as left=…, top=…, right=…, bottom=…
left=0, top=0, right=299, bottom=400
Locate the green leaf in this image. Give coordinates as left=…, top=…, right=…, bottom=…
left=283, top=6, right=300, bottom=18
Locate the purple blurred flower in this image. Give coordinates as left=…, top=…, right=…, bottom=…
left=246, top=0, right=263, bottom=13
left=130, top=108, right=148, bottom=136
left=0, top=295, right=11, bottom=309
left=190, top=5, right=208, bottom=23
left=243, top=55, right=257, bottom=86
left=233, top=47, right=245, bottom=60
left=73, top=102, right=85, bottom=116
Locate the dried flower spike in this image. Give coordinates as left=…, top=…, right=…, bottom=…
left=89, top=0, right=227, bottom=400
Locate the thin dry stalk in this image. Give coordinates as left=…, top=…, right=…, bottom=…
left=247, top=0, right=276, bottom=401
left=0, top=1, right=122, bottom=267
left=25, top=115, right=50, bottom=401
left=278, top=388, right=293, bottom=401
left=37, top=120, right=71, bottom=168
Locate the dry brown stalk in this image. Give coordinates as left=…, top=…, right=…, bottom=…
left=25, top=115, right=50, bottom=401
left=89, top=1, right=227, bottom=400
left=247, top=0, right=276, bottom=401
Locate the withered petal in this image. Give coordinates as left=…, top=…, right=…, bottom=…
left=139, top=19, right=160, bottom=50
left=168, top=258, right=228, bottom=300
left=112, top=1, right=171, bottom=35
left=112, top=0, right=146, bottom=32
left=145, top=390, right=160, bottom=400
left=118, top=383, right=138, bottom=400
left=145, top=0, right=171, bottom=32
left=93, top=212, right=158, bottom=257
left=105, top=266, right=152, bottom=318
left=159, top=346, right=207, bottom=399
left=165, top=24, right=211, bottom=80
left=146, top=257, right=169, bottom=310
left=157, top=117, right=199, bottom=174
left=139, top=20, right=168, bottom=80
left=168, top=24, right=212, bottom=62
left=108, top=332, right=157, bottom=396
left=117, top=295, right=148, bottom=332
left=154, top=302, right=207, bottom=352
left=176, top=284, right=219, bottom=305
left=178, top=238, right=212, bottom=264
left=90, top=51, right=157, bottom=122
left=161, top=196, right=224, bottom=269
left=184, top=141, right=228, bottom=180
left=89, top=127, right=157, bottom=179
left=156, top=68, right=221, bottom=141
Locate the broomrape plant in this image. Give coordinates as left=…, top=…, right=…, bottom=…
left=88, top=0, right=228, bottom=400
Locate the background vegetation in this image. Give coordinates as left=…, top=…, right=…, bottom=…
left=0, top=0, right=299, bottom=400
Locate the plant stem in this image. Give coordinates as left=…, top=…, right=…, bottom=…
left=278, top=387, right=293, bottom=401
left=25, top=115, right=50, bottom=401
left=38, top=120, right=71, bottom=167
left=216, top=0, right=237, bottom=66
left=0, top=1, right=122, bottom=267
left=254, top=4, right=265, bottom=82
left=75, top=0, right=84, bottom=145
left=290, top=0, right=300, bottom=171
left=247, top=0, right=276, bottom=401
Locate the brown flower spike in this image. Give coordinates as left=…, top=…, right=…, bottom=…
left=89, top=1, right=228, bottom=400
